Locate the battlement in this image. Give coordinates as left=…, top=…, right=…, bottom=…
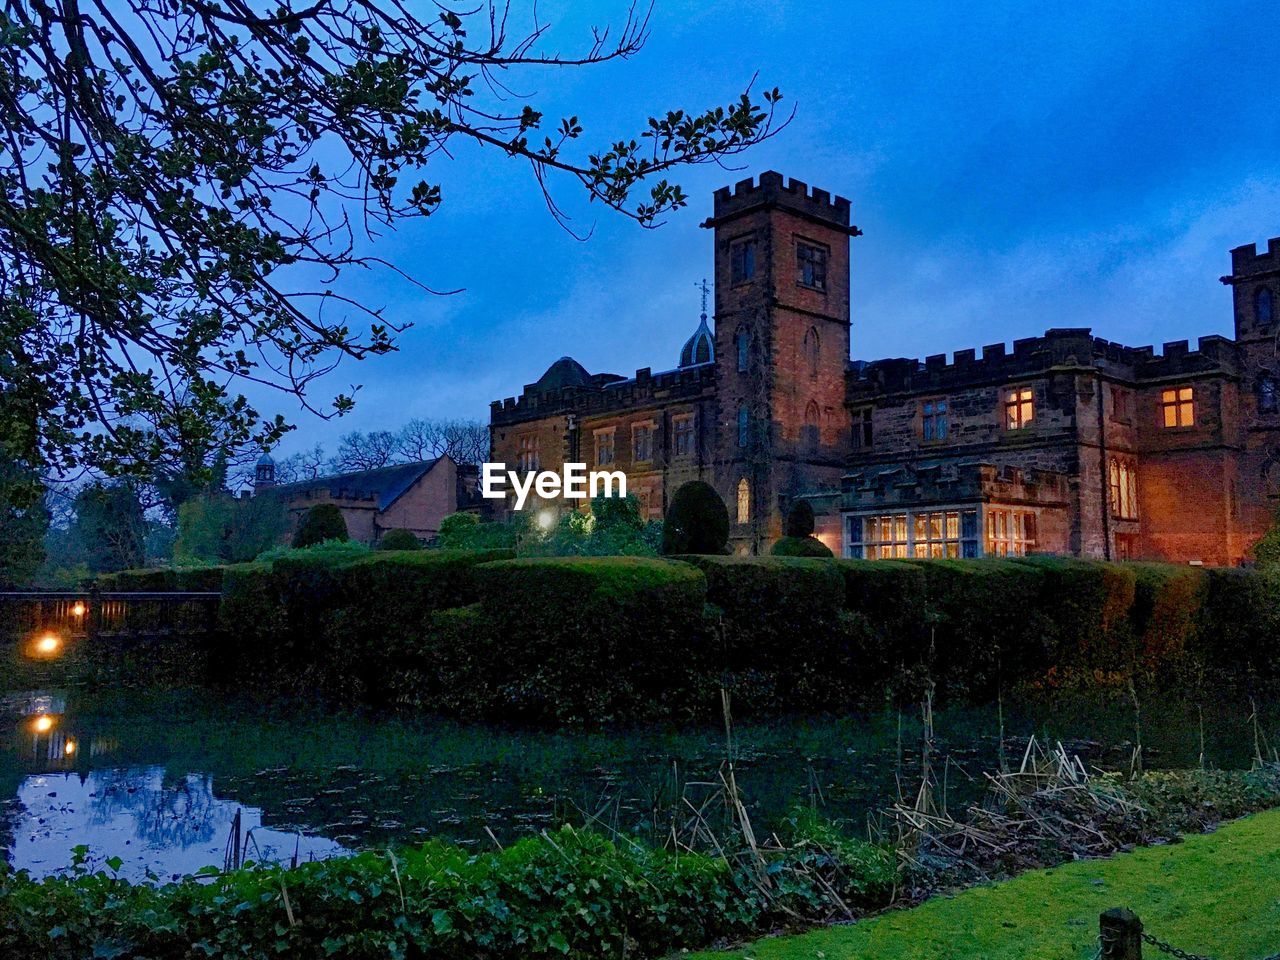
left=704, top=170, right=857, bottom=233
left=848, top=328, right=1238, bottom=397
left=840, top=461, right=1070, bottom=511
left=490, top=362, right=715, bottom=426
left=1226, top=237, right=1280, bottom=279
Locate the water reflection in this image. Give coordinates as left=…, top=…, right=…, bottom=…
left=9, top=767, right=345, bottom=883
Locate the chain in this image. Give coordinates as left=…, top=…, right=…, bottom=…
left=1141, top=932, right=1214, bottom=960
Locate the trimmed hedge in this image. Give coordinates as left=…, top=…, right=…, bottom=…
left=770, top=535, right=834, bottom=558
left=95, top=566, right=228, bottom=592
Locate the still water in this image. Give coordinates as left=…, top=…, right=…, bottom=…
left=0, top=686, right=1272, bottom=883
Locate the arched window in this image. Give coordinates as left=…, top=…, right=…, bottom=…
left=804, top=400, right=821, bottom=452
left=1110, top=458, right=1139, bottom=519
left=736, top=327, right=750, bottom=373
left=803, top=326, right=820, bottom=379
left=736, top=478, right=750, bottom=523
left=1258, top=287, right=1275, bottom=326
left=737, top=404, right=750, bottom=447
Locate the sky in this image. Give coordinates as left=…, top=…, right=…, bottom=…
left=263, top=0, right=1280, bottom=457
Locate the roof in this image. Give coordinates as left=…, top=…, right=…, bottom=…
left=534, top=356, right=591, bottom=391
left=269, top=458, right=443, bottom=511
left=679, top=315, right=715, bottom=368
left=256, top=452, right=275, bottom=466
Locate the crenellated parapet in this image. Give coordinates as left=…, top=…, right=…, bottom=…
left=1223, top=237, right=1280, bottom=282
left=490, top=363, right=716, bottom=426
left=841, top=461, right=1071, bottom=511
left=847, top=327, right=1239, bottom=399
left=701, top=170, right=859, bottom=234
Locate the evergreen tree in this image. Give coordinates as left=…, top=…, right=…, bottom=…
left=293, top=504, right=349, bottom=548
left=662, top=482, right=729, bottom=555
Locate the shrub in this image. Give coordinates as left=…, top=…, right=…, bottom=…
left=770, top=535, right=833, bottom=558
left=95, top=566, right=227, bottom=592
left=292, top=503, right=348, bottom=548
left=1193, top=567, right=1280, bottom=681
left=835, top=559, right=930, bottom=699
left=676, top=555, right=849, bottom=710
left=467, top=556, right=710, bottom=723
left=1126, top=562, right=1208, bottom=663
left=437, top=511, right=520, bottom=550
left=662, top=481, right=729, bottom=555
left=378, top=528, right=422, bottom=550
left=1010, top=556, right=1136, bottom=671
left=785, top=499, right=815, bottom=537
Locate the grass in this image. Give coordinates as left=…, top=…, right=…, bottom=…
left=694, top=808, right=1280, bottom=960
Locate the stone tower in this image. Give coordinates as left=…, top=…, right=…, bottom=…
left=701, top=172, right=859, bottom=552
left=1222, top=238, right=1280, bottom=542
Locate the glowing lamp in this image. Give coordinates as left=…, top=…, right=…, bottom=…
left=537, top=509, right=556, bottom=531
left=33, top=714, right=53, bottom=733
left=64, top=740, right=76, bottom=756
left=32, top=633, right=61, bottom=657
left=71, top=601, right=86, bottom=617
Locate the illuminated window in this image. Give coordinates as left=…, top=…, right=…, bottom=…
left=1109, top=458, right=1139, bottom=520
left=673, top=414, right=696, bottom=457
left=847, top=509, right=978, bottom=559
left=632, top=423, right=653, bottom=463
left=731, top=238, right=756, bottom=284
left=922, top=399, right=949, bottom=441
left=1004, top=387, right=1035, bottom=430
left=594, top=428, right=615, bottom=465
left=1160, top=386, right=1195, bottom=428
left=1258, top=287, right=1275, bottom=325
left=797, top=241, right=828, bottom=291
left=737, top=404, right=750, bottom=447
left=517, top=435, right=539, bottom=472
left=803, top=326, right=820, bottom=379
left=736, top=478, right=750, bottom=523
left=987, top=508, right=1037, bottom=556
left=853, top=407, right=873, bottom=449
left=914, top=511, right=963, bottom=558
left=859, top=514, right=909, bottom=559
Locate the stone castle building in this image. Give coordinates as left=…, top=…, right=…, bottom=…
left=490, top=171, right=1280, bottom=565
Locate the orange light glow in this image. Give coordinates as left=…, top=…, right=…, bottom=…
left=71, top=601, right=86, bottom=617
left=31, top=632, right=61, bottom=657
left=33, top=714, right=53, bottom=733
left=64, top=740, right=77, bottom=756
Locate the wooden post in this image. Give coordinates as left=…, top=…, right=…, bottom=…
left=1100, top=907, right=1143, bottom=959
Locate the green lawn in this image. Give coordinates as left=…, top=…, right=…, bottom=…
left=695, top=809, right=1280, bottom=960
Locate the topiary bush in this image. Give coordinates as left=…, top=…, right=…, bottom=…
left=662, top=481, right=729, bottom=555
left=784, top=499, right=815, bottom=537
left=292, top=503, right=348, bottom=548
left=378, top=528, right=422, bottom=550
left=770, top=535, right=833, bottom=558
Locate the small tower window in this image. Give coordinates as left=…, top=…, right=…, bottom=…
left=730, top=238, right=756, bottom=284
left=1259, top=374, right=1277, bottom=413
left=1004, top=387, right=1035, bottom=430
left=803, top=327, right=820, bottom=379
left=736, top=327, right=751, bottom=373
left=737, top=404, right=750, bottom=447
left=922, top=399, right=949, bottom=441
left=796, top=241, right=828, bottom=291
left=1258, top=287, right=1275, bottom=326
left=736, top=478, right=750, bottom=523
left=804, top=401, right=821, bottom=452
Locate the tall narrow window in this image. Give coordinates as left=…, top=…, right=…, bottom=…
left=594, top=428, right=615, bottom=465
left=736, top=327, right=751, bottom=373
left=1160, top=386, right=1195, bottom=428
left=1109, top=458, right=1138, bottom=519
left=736, top=478, right=750, bottom=523
left=804, top=401, right=821, bottom=452
left=1004, top=387, right=1035, bottom=430
left=673, top=414, right=696, bottom=457
left=987, top=508, right=1037, bottom=556
left=922, top=399, right=949, bottom=441
left=1258, top=287, right=1275, bottom=325
left=853, top=408, right=873, bottom=449
left=796, top=241, right=828, bottom=291
left=1260, top=374, right=1278, bottom=414
left=731, top=238, right=757, bottom=284
left=632, top=423, right=653, bottom=463
left=737, top=404, right=750, bottom=447
left=803, top=326, right=820, bottom=379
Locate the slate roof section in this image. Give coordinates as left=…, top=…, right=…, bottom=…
left=269, top=458, right=442, bottom=511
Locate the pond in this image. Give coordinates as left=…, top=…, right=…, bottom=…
left=0, top=686, right=1274, bottom=883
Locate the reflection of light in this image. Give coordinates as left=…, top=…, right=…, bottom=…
left=33, top=714, right=54, bottom=733
left=537, top=509, right=555, bottom=531
left=71, top=601, right=86, bottom=617
left=34, top=633, right=60, bottom=656
left=64, top=740, right=76, bottom=756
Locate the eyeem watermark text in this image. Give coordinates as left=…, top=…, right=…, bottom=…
left=481, top=463, right=626, bottom=511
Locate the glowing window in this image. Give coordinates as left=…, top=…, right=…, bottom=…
left=1161, top=386, right=1195, bottom=428
left=1004, top=387, right=1034, bottom=430
left=1109, top=458, right=1139, bottom=520
left=736, top=478, right=750, bottom=523
left=986, top=508, right=1037, bottom=556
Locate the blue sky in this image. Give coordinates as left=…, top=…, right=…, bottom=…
left=267, top=0, right=1280, bottom=456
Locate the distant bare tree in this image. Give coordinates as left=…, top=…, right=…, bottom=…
left=330, top=431, right=400, bottom=472
left=399, top=418, right=488, bottom=464
left=272, top=444, right=328, bottom=485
